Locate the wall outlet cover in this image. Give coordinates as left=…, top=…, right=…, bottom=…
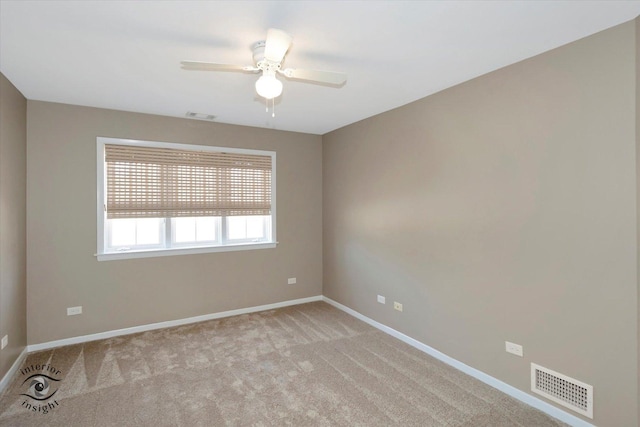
left=67, top=306, right=83, bottom=316
left=287, top=278, right=297, bottom=285
left=377, top=295, right=386, bottom=304
left=1, top=335, right=7, bottom=349
left=393, top=302, right=403, bottom=312
left=505, top=341, right=523, bottom=357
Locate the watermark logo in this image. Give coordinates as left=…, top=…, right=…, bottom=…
left=18, top=364, right=63, bottom=415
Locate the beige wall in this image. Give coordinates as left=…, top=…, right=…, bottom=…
left=636, top=16, right=640, bottom=426
left=324, top=20, right=638, bottom=427
left=26, top=101, right=322, bottom=344
left=0, top=73, right=27, bottom=380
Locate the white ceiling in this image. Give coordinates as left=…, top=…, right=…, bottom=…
left=1, top=1, right=640, bottom=135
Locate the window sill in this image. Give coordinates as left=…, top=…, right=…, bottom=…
left=96, top=242, right=277, bottom=261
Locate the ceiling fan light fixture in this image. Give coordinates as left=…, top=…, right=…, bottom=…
left=255, top=73, right=283, bottom=99
left=182, top=28, right=347, bottom=108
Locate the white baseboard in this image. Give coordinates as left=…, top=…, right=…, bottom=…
left=16, top=294, right=595, bottom=427
left=322, top=296, right=594, bottom=427
left=27, top=295, right=323, bottom=353
left=0, top=347, right=27, bottom=395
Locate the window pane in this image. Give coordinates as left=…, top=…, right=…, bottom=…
left=136, top=218, right=161, bottom=245
left=226, top=216, right=269, bottom=241
left=196, top=217, right=217, bottom=241
left=111, top=219, right=136, bottom=246
left=174, top=217, right=196, bottom=243
left=246, top=216, right=265, bottom=239
left=227, top=217, right=246, bottom=240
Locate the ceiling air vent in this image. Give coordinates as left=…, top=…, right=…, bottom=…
left=531, top=363, right=593, bottom=419
left=185, top=111, right=216, bottom=121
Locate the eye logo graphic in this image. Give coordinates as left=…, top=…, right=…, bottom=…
left=18, top=364, right=63, bottom=415
left=21, top=374, right=60, bottom=401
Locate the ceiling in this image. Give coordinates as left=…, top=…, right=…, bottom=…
left=1, top=1, right=640, bottom=135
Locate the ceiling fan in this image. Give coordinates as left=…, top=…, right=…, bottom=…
left=181, top=28, right=347, bottom=104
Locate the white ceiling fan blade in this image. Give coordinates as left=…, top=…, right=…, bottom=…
left=282, top=68, right=347, bottom=85
left=181, top=61, right=258, bottom=72
left=263, top=28, right=292, bottom=62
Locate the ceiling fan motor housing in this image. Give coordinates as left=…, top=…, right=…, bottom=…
left=252, top=41, right=281, bottom=73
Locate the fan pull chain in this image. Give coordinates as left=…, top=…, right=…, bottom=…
left=264, top=98, right=276, bottom=118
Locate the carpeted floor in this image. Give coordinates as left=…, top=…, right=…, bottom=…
left=0, top=302, right=566, bottom=426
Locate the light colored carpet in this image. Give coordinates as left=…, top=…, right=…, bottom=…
left=0, top=302, right=566, bottom=426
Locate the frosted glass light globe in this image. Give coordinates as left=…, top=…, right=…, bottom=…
left=255, top=74, right=283, bottom=99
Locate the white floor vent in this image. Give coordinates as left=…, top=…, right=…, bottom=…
left=531, top=363, right=593, bottom=419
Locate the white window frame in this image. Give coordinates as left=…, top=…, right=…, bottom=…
left=96, top=137, right=277, bottom=261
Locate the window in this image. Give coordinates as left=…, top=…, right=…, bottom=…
left=97, top=137, right=276, bottom=260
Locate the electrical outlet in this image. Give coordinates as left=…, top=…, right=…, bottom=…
left=505, top=341, right=523, bottom=357
left=377, top=295, right=386, bottom=304
left=393, top=302, right=403, bottom=312
left=287, top=277, right=297, bottom=285
left=67, top=306, right=82, bottom=316
left=1, top=335, right=7, bottom=350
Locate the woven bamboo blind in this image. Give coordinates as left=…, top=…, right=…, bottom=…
left=105, top=144, right=272, bottom=219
